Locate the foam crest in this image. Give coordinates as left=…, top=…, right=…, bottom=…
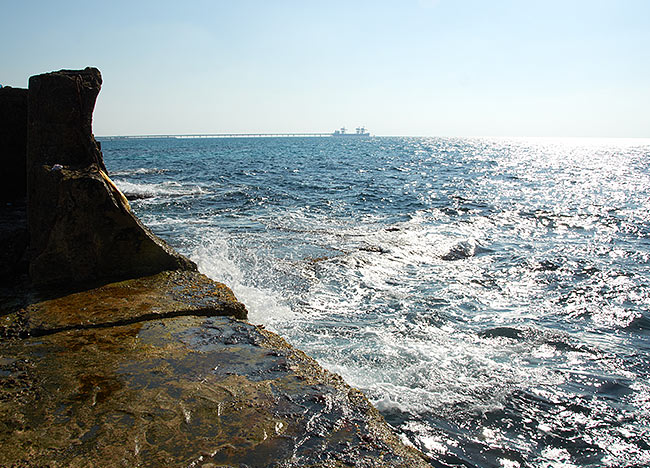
left=110, top=167, right=169, bottom=176
left=113, top=180, right=207, bottom=199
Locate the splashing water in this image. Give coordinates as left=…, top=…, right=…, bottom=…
left=103, top=136, right=650, bottom=468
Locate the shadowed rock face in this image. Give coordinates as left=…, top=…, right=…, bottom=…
left=0, top=86, right=28, bottom=203
left=27, top=67, right=105, bottom=172
left=26, top=68, right=196, bottom=289
left=0, top=87, right=29, bottom=289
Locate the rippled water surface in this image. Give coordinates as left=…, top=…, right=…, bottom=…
left=102, top=136, right=650, bottom=468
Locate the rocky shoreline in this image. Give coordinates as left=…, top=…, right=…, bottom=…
left=0, top=68, right=431, bottom=467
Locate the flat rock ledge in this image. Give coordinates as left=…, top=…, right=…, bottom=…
left=0, top=271, right=430, bottom=468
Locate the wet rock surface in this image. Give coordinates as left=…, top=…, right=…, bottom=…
left=2, top=270, right=247, bottom=338
left=0, top=285, right=429, bottom=467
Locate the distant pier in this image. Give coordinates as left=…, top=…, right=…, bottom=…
left=99, top=132, right=336, bottom=140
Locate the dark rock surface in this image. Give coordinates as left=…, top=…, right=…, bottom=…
left=27, top=68, right=105, bottom=171
left=0, top=86, right=28, bottom=203
left=0, top=86, right=29, bottom=294
left=26, top=68, right=195, bottom=288
left=0, top=202, right=28, bottom=286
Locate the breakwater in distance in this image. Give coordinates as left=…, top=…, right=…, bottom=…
left=101, top=132, right=335, bottom=139
left=102, top=135, right=650, bottom=468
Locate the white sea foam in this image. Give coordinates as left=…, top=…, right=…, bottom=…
left=188, top=230, right=296, bottom=327
left=195, top=213, right=553, bottom=422
left=110, top=167, right=169, bottom=176
left=178, top=203, right=650, bottom=467
left=113, top=180, right=207, bottom=199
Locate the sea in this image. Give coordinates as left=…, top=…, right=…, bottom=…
left=100, top=136, right=650, bottom=468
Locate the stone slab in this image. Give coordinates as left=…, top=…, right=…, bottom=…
left=0, top=313, right=430, bottom=467
left=14, top=270, right=248, bottom=336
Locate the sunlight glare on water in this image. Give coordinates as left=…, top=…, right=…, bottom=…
left=103, top=136, right=650, bottom=467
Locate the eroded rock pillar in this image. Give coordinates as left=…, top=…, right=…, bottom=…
left=27, top=68, right=195, bottom=288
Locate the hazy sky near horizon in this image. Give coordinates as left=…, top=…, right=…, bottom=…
left=1, top=0, right=649, bottom=137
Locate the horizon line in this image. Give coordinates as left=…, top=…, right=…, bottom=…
left=96, top=133, right=650, bottom=141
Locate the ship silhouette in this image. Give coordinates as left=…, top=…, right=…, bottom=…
left=332, top=126, right=370, bottom=137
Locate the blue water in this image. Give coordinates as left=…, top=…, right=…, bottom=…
left=101, top=136, right=650, bottom=468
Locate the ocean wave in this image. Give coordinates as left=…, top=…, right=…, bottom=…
left=187, top=232, right=297, bottom=327
left=440, top=239, right=492, bottom=261
left=110, top=167, right=170, bottom=176
left=113, top=180, right=207, bottom=200
left=101, top=136, right=650, bottom=468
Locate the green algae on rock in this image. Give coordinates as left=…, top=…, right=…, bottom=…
left=1, top=313, right=430, bottom=467
left=14, top=270, right=247, bottom=337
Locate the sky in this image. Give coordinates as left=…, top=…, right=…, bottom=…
left=1, top=0, right=649, bottom=137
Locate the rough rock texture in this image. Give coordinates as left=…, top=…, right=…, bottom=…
left=26, top=68, right=195, bottom=288
left=0, top=274, right=430, bottom=468
left=0, top=86, right=28, bottom=202
left=2, top=270, right=248, bottom=337
left=0, top=200, right=28, bottom=284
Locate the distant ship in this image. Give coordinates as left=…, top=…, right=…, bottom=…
left=332, top=126, right=370, bottom=137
